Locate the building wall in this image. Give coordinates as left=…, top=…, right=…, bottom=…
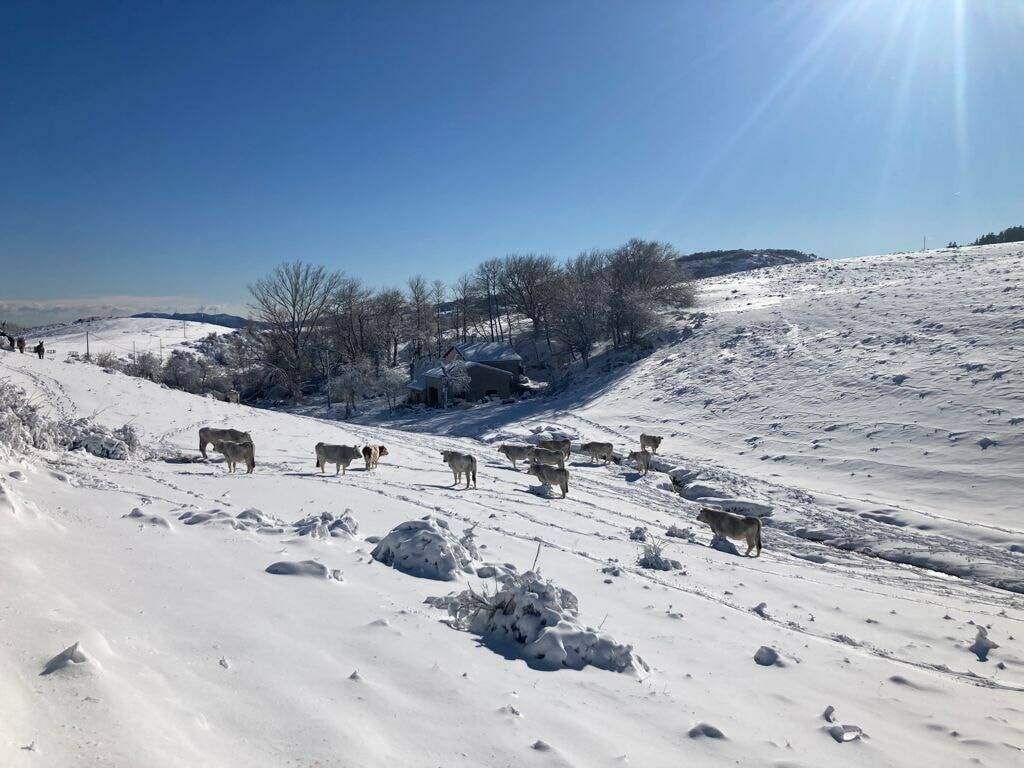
left=466, top=366, right=512, bottom=399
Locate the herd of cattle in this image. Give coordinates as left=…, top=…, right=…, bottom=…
left=195, top=426, right=762, bottom=556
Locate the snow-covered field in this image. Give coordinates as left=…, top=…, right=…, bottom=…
left=25, top=317, right=228, bottom=358
left=2, top=245, right=1023, bottom=767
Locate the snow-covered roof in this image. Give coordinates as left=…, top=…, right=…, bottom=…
left=410, top=361, right=514, bottom=388
left=447, top=341, right=521, bottom=363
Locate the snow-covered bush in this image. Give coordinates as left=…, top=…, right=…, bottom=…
left=371, top=516, right=478, bottom=580
left=65, top=419, right=132, bottom=460
left=433, top=571, right=649, bottom=674
left=0, top=380, right=64, bottom=457
left=94, top=351, right=123, bottom=371
left=636, top=539, right=682, bottom=571
left=0, top=380, right=143, bottom=461
left=125, top=352, right=162, bottom=382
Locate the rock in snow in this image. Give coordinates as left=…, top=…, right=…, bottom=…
left=967, top=626, right=998, bottom=661
left=40, top=641, right=91, bottom=676
left=753, top=646, right=781, bottom=666
left=687, top=722, right=726, bottom=739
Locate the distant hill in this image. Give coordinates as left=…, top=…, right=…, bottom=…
left=677, top=249, right=819, bottom=279
left=132, top=311, right=250, bottom=329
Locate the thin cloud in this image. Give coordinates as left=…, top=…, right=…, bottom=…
left=0, top=296, right=248, bottom=328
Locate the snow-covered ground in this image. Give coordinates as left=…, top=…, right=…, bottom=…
left=2, top=245, right=1023, bottom=767
left=381, top=244, right=1024, bottom=592
left=24, top=317, right=228, bottom=359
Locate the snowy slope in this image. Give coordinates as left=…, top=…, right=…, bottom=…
left=390, top=244, right=1023, bottom=592
left=25, top=317, right=229, bottom=358
left=2, top=253, right=1023, bottom=767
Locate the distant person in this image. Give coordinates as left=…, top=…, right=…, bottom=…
left=16, top=337, right=25, bottom=354
left=34, top=341, right=45, bottom=359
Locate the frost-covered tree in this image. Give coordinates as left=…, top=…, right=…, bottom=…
left=444, top=360, right=472, bottom=405
left=377, top=366, right=409, bottom=412
left=550, top=251, right=609, bottom=367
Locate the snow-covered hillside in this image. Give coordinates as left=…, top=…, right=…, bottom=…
left=2, top=246, right=1023, bottom=767
left=390, top=244, right=1024, bottom=592
left=25, top=317, right=228, bottom=358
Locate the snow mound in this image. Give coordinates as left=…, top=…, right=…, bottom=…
left=292, top=509, right=359, bottom=539
left=371, top=516, right=478, bottom=580
left=433, top=571, right=649, bottom=674
left=123, top=508, right=172, bottom=529
left=696, top=497, right=773, bottom=517
left=265, top=560, right=342, bottom=580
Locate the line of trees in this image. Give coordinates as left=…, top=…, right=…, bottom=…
left=237, top=238, right=694, bottom=407
left=971, top=225, right=1024, bottom=247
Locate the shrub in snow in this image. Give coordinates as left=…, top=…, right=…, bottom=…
left=434, top=571, right=649, bottom=674
left=636, top=539, right=682, bottom=571
left=0, top=380, right=64, bottom=457
left=665, top=524, right=695, bottom=541
left=628, top=526, right=649, bottom=542
left=1, top=380, right=144, bottom=461
left=371, top=516, right=478, bottom=580
left=65, top=418, right=132, bottom=460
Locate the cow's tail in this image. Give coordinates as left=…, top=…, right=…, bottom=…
left=754, top=518, right=762, bottom=557
left=471, top=457, right=477, bottom=488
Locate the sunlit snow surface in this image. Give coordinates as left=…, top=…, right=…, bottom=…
left=1, top=244, right=1022, bottom=767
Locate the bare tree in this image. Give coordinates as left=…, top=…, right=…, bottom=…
left=452, top=273, right=477, bottom=343
left=474, top=259, right=504, bottom=342
left=500, top=253, right=556, bottom=336
left=405, top=275, right=432, bottom=362
left=550, top=251, right=609, bottom=367
left=373, top=288, right=406, bottom=366
left=249, top=262, right=343, bottom=402
left=431, top=279, right=448, bottom=358
left=605, top=239, right=693, bottom=345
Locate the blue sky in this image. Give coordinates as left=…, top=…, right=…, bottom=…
left=1, top=0, right=1022, bottom=321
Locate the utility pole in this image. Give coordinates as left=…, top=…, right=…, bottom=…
left=159, top=338, right=163, bottom=362
left=132, top=341, right=136, bottom=362
left=85, top=330, right=90, bottom=360
left=923, top=235, right=927, bottom=252
left=183, top=319, right=187, bottom=339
